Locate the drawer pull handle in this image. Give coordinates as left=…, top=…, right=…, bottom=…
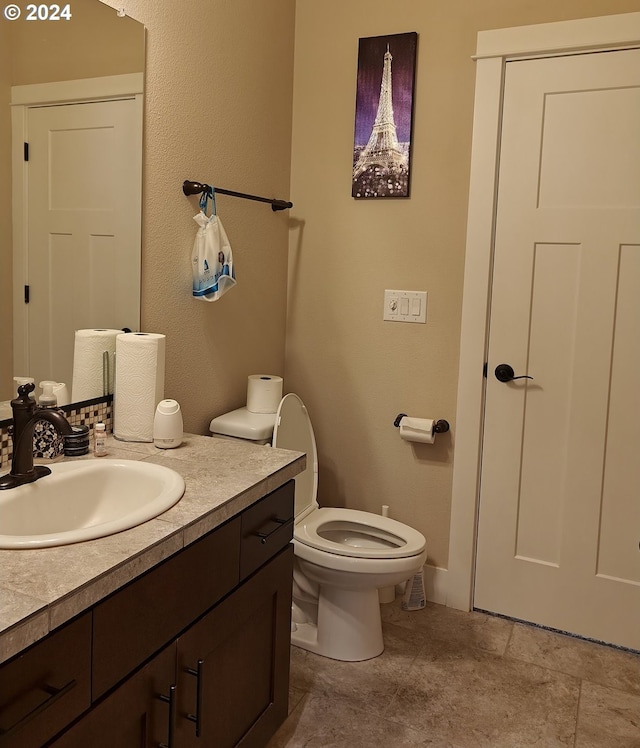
left=256, top=517, right=288, bottom=544
left=158, top=684, right=176, bottom=748
left=186, top=659, right=204, bottom=737
left=0, top=679, right=76, bottom=738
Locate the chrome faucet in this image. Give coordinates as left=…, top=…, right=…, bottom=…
left=0, top=383, right=73, bottom=490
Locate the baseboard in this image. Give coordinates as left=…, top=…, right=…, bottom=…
left=423, top=564, right=448, bottom=605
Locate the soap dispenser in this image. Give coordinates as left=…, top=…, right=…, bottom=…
left=39, top=381, right=58, bottom=408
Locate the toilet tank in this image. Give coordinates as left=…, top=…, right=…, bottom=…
left=209, top=407, right=277, bottom=446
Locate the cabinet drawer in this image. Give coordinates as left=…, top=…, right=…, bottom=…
left=0, top=613, right=91, bottom=748
left=92, top=516, right=240, bottom=699
left=240, top=481, right=294, bottom=580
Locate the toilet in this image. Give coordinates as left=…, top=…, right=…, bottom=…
left=210, top=393, right=427, bottom=661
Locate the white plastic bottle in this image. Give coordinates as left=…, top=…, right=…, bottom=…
left=94, top=422, right=108, bottom=457
left=38, top=381, right=58, bottom=408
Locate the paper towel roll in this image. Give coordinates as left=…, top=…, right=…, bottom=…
left=114, top=333, right=166, bottom=442
left=247, top=375, right=283, bottom=414
left=399, top=417, right=435, bottom=444
left=71, top=329, right=121, bottom=402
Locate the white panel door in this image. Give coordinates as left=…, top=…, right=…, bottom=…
left=475, top=49, right=640, bottom=649
left=26, top=98, right=141, bottom=392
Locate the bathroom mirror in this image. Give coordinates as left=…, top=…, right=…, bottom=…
left=0, top=0, right=145, bottom=406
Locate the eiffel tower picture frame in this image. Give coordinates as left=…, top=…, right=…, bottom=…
left=352, top=32, right=418, bottom=200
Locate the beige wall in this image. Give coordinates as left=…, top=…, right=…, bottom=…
left=288, top=0, right=640, bottom=569
left=10, top=0, right=144, bottom=85
left=101, top=0, right=296, bottom=434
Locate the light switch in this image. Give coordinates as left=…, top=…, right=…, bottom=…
left=383, top=290, right=427, bottom=323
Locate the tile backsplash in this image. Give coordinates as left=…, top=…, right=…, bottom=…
left=0, top=397, right=112, bottom=468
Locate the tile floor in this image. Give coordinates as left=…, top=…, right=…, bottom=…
left=267, top=600, right=640, bottom=747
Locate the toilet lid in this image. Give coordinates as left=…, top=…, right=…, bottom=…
left=272, top=393, right=318, bottom=518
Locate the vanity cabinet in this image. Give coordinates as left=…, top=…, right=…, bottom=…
left=0, top=481, right=295, bottom=748
left=176, top=546, right=293, bottom=748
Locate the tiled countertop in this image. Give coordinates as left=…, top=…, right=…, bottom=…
left=0, top=434, right=305, bottom=665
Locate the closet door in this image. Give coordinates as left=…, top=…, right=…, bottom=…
left=475, top=48, right=640, bottom=649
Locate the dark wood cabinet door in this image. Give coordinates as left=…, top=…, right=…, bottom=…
left=48, top=644, right=176, bottom=748
left=0, top=614, right=91, bottom=748
left=176, top=546, right=293, bottom=748
left=92, top=517, right=240, bottom=699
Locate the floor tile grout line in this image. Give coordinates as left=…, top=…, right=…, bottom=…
left=573, top=679, right=584, bottom=748
left=502, top=618, right=516, bottom=658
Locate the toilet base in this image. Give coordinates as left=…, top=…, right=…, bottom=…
left=291, top=585, right=384, bottom=661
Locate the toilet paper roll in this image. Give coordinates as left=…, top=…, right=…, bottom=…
left=71, top=329, right=121, bottom=402
left=114, top=333, right=166, bottom=442
left=399, top=417, right=435, bottom=445
left=246, top=375, right=283, bottom=414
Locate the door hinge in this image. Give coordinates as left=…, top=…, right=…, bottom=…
left=24, top=285, right=30, bottom=304
left=24, top=142, right=29, bottom=162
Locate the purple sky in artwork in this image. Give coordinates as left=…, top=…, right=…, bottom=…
left=354, top=32, right=417, bottom=146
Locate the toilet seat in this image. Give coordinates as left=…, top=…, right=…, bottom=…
left=272, top=395, right=426, bottom=561
left=294, top=507, right=426, bottom=559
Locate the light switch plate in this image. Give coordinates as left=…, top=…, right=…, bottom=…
left=383, top=290, right=427, bottom=323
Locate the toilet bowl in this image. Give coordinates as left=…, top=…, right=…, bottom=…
left=210, top=393, right=427, bottom=661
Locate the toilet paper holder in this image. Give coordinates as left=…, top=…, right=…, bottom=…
left=393, top=414, right=450, bottom=433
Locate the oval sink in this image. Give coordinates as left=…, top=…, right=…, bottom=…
left=0, top=460, right=185, bottom=549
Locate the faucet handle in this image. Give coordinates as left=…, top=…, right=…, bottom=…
left=12, top=382, right=37, bottom=412
left=17, top=382, right=36, bottom=397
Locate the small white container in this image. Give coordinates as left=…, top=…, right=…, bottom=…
left=153, top=400, right=183, bottom=449
left=94, top=422, right=108, bottom=457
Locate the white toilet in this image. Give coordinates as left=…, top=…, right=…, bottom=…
left=210, top=393, right=427, bottom=661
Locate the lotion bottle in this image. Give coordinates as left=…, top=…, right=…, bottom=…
left=94, top=422, right=108, bottom=456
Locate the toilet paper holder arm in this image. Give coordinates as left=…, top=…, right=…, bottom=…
left=393, top=414, right=450, bottom=434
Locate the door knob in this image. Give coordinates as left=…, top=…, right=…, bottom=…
left=494, top=364, right=533, bottom=383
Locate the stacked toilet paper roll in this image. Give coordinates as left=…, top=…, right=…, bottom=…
left=113, top=333, right=166, bottom=442
left=247, top=375, right=283, bottom=413
left=399, top=417, right=436, bottom=444
left=71, top=329, right=122, bottom=402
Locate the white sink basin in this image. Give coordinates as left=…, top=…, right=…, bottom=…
left=0, top=460, right=185, bottom=549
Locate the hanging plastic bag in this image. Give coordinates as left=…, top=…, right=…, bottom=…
left=191, top=189, right=236, bottom=302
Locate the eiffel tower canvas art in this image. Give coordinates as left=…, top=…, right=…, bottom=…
left=352, top=32, right=417, bottom=199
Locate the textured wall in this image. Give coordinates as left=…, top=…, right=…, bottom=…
left=103, top=0, right=296, bottom=434
left=287, top=0, right=640, bottom=569
left=10, top=0, right=143, bottom=85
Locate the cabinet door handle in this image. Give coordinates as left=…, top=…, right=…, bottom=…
left=256, top=517, right=288, bottom=544
left=186, top=659, right=204, bottom=737
left=158, top=684, right=176, bottom=748
left=0, top=679, right=76, bottom=738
